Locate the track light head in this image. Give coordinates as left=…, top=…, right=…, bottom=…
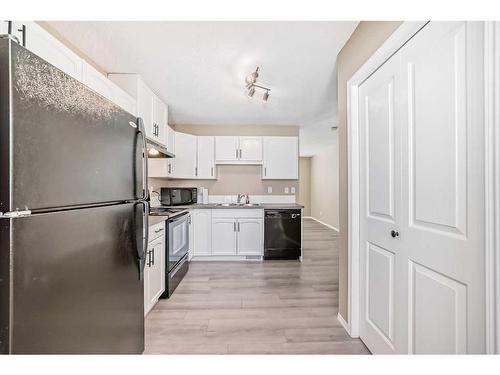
left=245, top=67, right=259, bottom=85
left=262, top=90, right=270, bottom=102
left=247, top=86, right=256, bottom=98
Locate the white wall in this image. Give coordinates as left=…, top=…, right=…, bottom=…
left=310, top=131, right=339, bottom=229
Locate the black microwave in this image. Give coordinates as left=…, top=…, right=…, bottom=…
left=160, top=187, right=197, bottom=206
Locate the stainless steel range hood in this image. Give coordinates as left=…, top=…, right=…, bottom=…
left=146, top=138, right=175, bottom=158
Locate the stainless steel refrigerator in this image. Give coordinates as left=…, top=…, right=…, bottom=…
left=0, top=37, right=149, bottom=354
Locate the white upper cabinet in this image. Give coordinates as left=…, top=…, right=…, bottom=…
left=166, top=125, right=175, bottom=154
left=172, top=132, right=197, bottom=179
left=215, top=136, right=239, bottom=162
left=197, top=136, right=216, bottom=179
left=137, top=79, right=155, bottom=140
left=239, top=136, right=263, bottom=162
left=153, top=95, right=168, bottom=146
left=108, top=73, right=168, bottom=147
left=82, top=63, right=137, bottom=115
left=262, top=136, right=299, bottom=180
left=215, top=136, right=262, bottom=164
left=22, top=22, right=83, bottom=81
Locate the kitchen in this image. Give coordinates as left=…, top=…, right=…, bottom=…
left=0, top=20, right=349, bottom=355
left=1, top=3, right=499, bottom=369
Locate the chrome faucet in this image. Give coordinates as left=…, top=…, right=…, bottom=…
left=237, top=193, right=250, bottom=204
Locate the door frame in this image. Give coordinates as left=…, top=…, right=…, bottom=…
left=346, top=21, right=500, bottom=354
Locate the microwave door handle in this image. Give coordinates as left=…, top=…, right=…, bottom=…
left=136, top=117, right=149, bottom=201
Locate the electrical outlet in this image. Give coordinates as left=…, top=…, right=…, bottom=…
left=267, top=186, right=273, bottom=194
left=284, top=187, right=289, bottom=194
left=291, top=187, right=296, bottom=194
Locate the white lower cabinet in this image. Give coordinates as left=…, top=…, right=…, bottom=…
left=211, top=218, right=237, bottom=255
left=193, top=209, right=263, bottom=258
left=144, top=223, right=165, bottom=316
left=237, top=218, right=263, bottom=255
left=192, top=210, right=212, bottom=256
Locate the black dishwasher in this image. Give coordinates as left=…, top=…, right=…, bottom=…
left=264, top=209, right=302, bottom=260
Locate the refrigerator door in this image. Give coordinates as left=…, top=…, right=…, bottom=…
left=7, top=202, right=146, bottom=354
left=0, top=40, right=144, bottom=213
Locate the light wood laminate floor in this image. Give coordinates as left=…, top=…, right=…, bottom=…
left=144, top=218, right=370, bottom=354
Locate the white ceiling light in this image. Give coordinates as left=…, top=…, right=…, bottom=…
left=245, top=66, right=271, bottom=102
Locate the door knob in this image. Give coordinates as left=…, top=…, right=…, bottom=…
left=391, top=230, right=399, bottom=238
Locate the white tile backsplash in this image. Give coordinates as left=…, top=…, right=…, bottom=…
left=208, top=195, right=295, bottom=204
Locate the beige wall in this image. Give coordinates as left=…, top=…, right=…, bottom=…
left=337, top=21, right=403, bottom=322
left=310, top=137, right=339, bottom=229
left=150, top=124, right=300, bottom=197
left=298, top=157, right=311, bottom=216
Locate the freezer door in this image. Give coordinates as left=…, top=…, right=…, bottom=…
left=8, top=203, right=145, bottom=354
left=0, top=40, right=144, bottom=212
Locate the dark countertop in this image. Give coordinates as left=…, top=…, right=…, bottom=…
left=148, top=204, right=304, bottom=226
left=158, top=203, right=304, bottom=210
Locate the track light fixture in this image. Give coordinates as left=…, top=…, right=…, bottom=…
left=245, top=66, right=271, bottom=102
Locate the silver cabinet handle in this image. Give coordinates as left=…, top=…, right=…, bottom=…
left=17, top=24, right=26, bottom=47
left=237, top=222, right=240, bottom=232
left=235, top=149, right=238, bottom=159
left=211, top=167, right=214, bottom=177
left=264, top=167, right=267, bottom=176
left=233, top=222, right=236, bottom=232
left=154, top=228, right=163, bottom=233
left=195, top=167, right=198, bottom=177
left=168, top=163, right=172, bottom=174
left=239, top=149, right=242, bottom=159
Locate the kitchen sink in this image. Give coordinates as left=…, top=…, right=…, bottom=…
left=214, top=203, right=261, bottom=207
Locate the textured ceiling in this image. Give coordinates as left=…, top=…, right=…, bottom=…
left=46, top=21, right=358, bottom=155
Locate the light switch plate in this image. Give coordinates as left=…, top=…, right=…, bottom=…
left=267, top=186, right=273, bottom=194
left=284, top=187, right=289, bottom=194
left=291, top=187, right=296, bottom=194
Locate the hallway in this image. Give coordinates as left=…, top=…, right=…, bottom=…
left=145, top=218, right=369, bottom=354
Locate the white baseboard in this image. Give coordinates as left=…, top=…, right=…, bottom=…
left=310, top=217, right=339, bottom=232
left=337, top=312, right=351, bottom=336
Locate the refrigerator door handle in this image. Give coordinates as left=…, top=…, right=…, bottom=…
left=136, top=117, right=149, bottom=201
left=139, top=200, right=149, bottom=280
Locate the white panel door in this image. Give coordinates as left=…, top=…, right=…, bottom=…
left=359, top=21, right=485, bottom=354
left=400, top=21, right=485, bottom=354
left=197, top=136, right=216, bottom=179
left=172, top=132, right=197, bottom=178
left=239, top=136, right=263, bottom=162
left=359, top=54, right=401, bottom=354
left=193, top=210, right=212, bottom=256
left=262, top=137, right=299, bottom=179
left=215, top=136, right=239, bottom=162
left=237, top=219, right=263, bottom=255
left=211, top=219, right=237, bottom=255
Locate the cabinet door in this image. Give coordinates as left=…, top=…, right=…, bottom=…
left=166, top=126, right=175, bottom=154
left=211, top=218, right=237, bottom=255
left=82, top=63, right=115, bottom=101
left=137, top=79, right=155, bottom=139
left=24, top=22, right=83, bottom=81
left=197, top=136, right=216, bottom=179
left=153, top=96, right=167, bottom=146
left=113, top=87, right=137, bottom=116
left=215, top=136, right=239, bottom=162
left=193, top=210, right=212, bottom=256
left=262, top=137, right=299, bottom=179
left=237, top=218, right=263, bottom=255
left=173, top=132, right=197, bottom=178
left=148, top=235, right=165, bottom=309
left=239, top=136, right=262, bottom=162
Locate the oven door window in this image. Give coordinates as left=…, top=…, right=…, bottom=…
left=168, top=215, right=189, bottom=271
